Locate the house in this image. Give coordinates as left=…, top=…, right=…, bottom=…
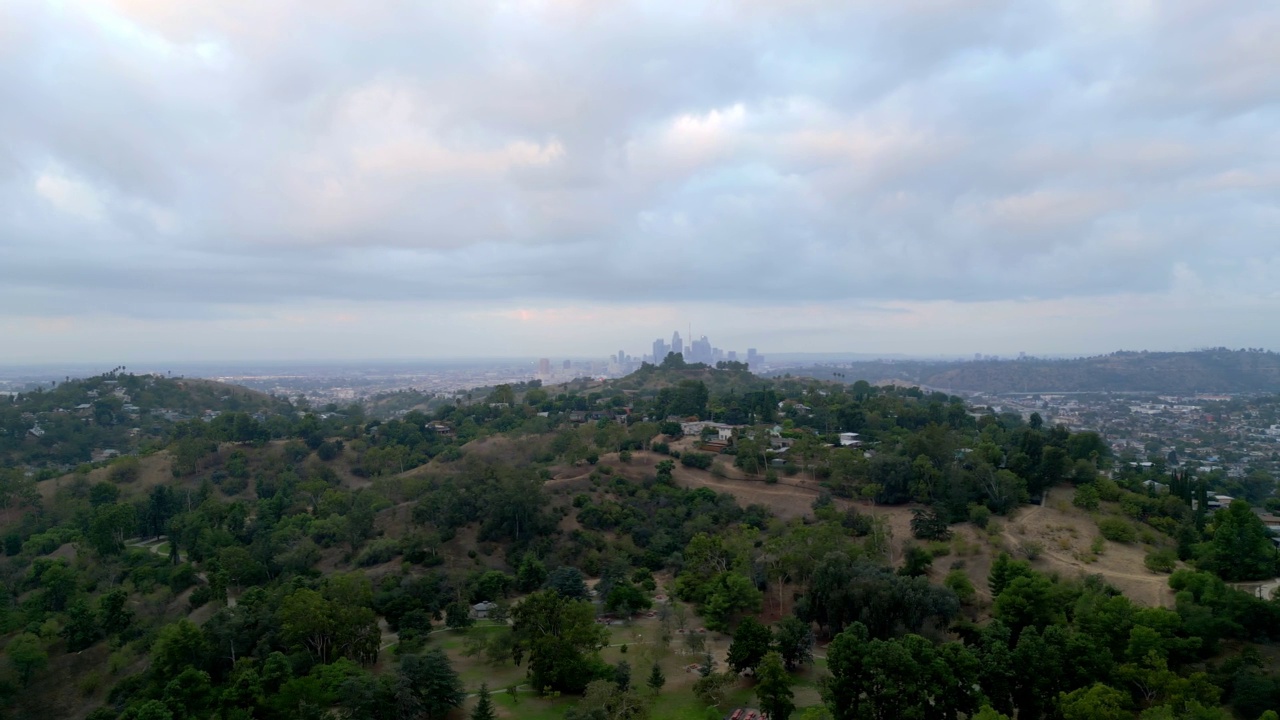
left=838, top=432, right=861, bottom=447
left=426, top=421, right=455, bottom=437
left=27, top=425, right=45, bottom=438
left=471, top=601, right=498, bottom=619
left=680, top=421, right=738, bottom=439
left=568, top=411, right=587, bottom=424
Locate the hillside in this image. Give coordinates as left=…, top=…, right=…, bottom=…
left=781, top=348, right=1280, bottom=394
left=1, top=364, right=1278, bottom=720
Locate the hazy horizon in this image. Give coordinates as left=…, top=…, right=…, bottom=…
left=3, top=2, right=1278, bottom=363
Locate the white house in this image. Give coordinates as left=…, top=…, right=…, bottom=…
left=838, top=432, right=862, bottom=447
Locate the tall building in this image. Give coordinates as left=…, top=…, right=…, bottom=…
left=690, top=335, right=712, bottom=364
left=538, top=358, right=551, bottom=376
left=747, top=348, right=760, bottom=369
left=652, top=338, right=668, bottom=363
left=671, top=331, right=683, bottom=357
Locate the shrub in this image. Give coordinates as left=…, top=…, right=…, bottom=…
left=356, top=538, right=401, bottom=567
left=1019, top=540, right=1045, bottom=561
left=968, top=504, right=991, bottom=529
left=618, top=450, right=632, bottom=463
left=681, top=452, right=714, bottom=470
left=944, top=570, right=976, bottom=604
left=1097, top=518, right=1136, bottom=543
left=1072, top=485, right=1100, bottom=511
left=1144, top=548, right=1177, bottom=573
left=108, top=457, right=141, bottom=484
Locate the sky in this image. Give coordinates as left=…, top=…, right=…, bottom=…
left=2, top=0, right=1278, bottom=363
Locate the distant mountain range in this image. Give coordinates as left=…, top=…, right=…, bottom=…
left=775, top=349, right=1280, bottom=395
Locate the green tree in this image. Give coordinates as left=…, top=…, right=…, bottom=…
left=994, top=574, right=1057, bottom=634
left=6, top=633, right=47, bottom=686
left=470, top=682, right=496, bottom=720
left=401, top=649, right=466, bottom=720
left=517, top=554, right=548, bottom=592
left=727, top=616, right=772, bottom=674
left=773, top=616, right=815, bottom=670
left=755, top=651, right=795, bottom=720
left=132, top=701, right=175, bottom=720
left=446, top=601, right=475, bottom=630
left=1201, top=500, right=1278, bottom=581
left=646, top=663, right=666, bottom=693
left=566, top=679, right=650, bottom=720
left=1058, top=682, right=1129, bottom=720
left=152, top=620, right=209, bottom=678
left=511, top=590, right=609, bottom=694
left=99, top=587, right=134, bottom=635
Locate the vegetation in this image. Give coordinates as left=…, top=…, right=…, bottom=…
left=0, top=365, right=1277, bottom=719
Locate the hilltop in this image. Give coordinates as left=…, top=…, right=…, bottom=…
left=781, top=348, right=1280, bottom=394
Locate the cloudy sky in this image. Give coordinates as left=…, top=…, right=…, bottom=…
left=2, top=0, right=1278, bottom=363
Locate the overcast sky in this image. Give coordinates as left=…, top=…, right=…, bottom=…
left=2, top=0, right=1278, bottom=363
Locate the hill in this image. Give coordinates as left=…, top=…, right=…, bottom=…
left=780, top=348, right=1280, bottom=394
left=2, top=364, right=1278, bottom=719
left=0, top=372, right=292, bottom=476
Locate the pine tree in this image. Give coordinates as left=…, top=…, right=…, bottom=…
left=646, top=663, right=666, bottom=693
left=470, top=682, right=496, bottom=720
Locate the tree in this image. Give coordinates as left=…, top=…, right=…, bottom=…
left=446, top=601, right=475, bottom=630
left=62, top=598, right=102, bottom=651
left=401, top=649, right=466, bottom=720
left=99, top=587, right=134, bottom=635
left=1057, top=682, right=1129, bottom=720
left=566, top=679, right=650, bottom=720
left=517, top=554, right=548, bottom=592
left=152, top=619, right=209, bottom=678
left=1201, top=500, right=1278, bottom=581
left=727, top=616, right=772, bottom=674
left=7, top=633, right=47, bottom=686
left=774, top=616, right=815, bottom=670
left=471, top=683, right=496, bottom=720
left=910, top=507, right=951, bottom=540
left=511, top=590, right=609, bottom=694
left=899, top=545, right=933, bottom=577
left=756, top=652, right=795, bottom=720
left=545, top=566, right=589, bottom=600
left=614, top=659, right=632, bottom=691
left=646, top=663, right=666, bottom=693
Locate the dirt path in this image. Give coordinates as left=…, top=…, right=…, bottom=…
left=126, top=536, right=239, bottom=608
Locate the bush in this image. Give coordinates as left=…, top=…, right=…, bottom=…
left=1072, top=485, right=1100, bottom=511
left=356, top=538, right=401, bottom=567
left=1019, top=541, right=1045, bottom=561
left=944, top=570, right=976, bottom=604
left=1144, top=548, right=1177, bottom=573
left=681, top=452, right=713, bottom=470
left=968, top=504, right=991, bottom=529
left=1097, top=517, right=1136, bottom=543
left=108, top=457, right=141, bottom=484
left=618, top=450, right=632, bottom=463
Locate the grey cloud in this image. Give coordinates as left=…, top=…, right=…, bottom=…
left=1, top=0, right=1278, bottom=323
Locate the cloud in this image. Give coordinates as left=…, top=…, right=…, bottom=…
left=1, top=0, right=1279, bottom=359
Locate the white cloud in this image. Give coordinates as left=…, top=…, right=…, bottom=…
left=34, top=171, right=103, bottom=221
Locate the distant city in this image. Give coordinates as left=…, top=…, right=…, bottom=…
left=536, top=330, right=764, bottom=383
